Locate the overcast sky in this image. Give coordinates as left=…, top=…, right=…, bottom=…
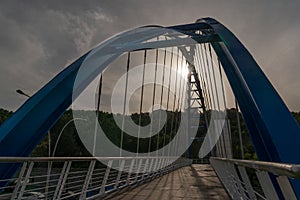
left=0, top=0, right=299, bottom=111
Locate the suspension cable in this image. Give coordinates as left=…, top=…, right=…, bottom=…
left=148, top=48, right=159, bottom=154
left=208, top=44, right=225, bottom=157
left=195, top=45, right=210, bottom=130
left=120, top=52, right=131, bottom=157
left=203, top=43, right=216, bottom=111
left=173, top=53, right=184, bottom=157
left=195, top=45, right=210, bottom=111
left=178, top=59, right=189, bottom=158
left=200, top=43, right=215, bottom=153
left=156, top=48, right=167, bottom=156
left=236, top=99, right=244, bottom=159
left=163, top=47, right=174, bottom=156
left=199, top=44, right=213, bottom=112
left=168, top=48, right=180, bottom=157
left=217, top=55, right=232, bottom=158
left=93, top=74, right=103, bottom=155
left=137, top=50, right=147, bottom=154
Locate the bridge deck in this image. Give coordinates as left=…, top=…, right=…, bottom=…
left=106, top=164, right=229, bottom=200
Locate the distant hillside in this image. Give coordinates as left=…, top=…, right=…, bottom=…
left=0, top=108, right=299, bottom=158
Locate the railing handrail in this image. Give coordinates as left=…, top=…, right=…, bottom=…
left=210, top=157, right=300, bottom=178
left=0, top=156, right=192, bottom=199
left=0, top=156, right=182, bottom=162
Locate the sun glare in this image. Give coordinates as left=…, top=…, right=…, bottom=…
left=179, top=66, right=189, bottom=78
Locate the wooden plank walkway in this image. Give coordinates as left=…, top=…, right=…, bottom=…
left=106, top=164, right=229, bottom=200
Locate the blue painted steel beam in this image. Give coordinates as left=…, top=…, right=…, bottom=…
left=194, top=17, right=300, bottom=163
left=148, top=22, right=211, bottom=31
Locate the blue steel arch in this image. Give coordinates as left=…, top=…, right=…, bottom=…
left=0, top=17, right=299, bottom=195
left=199, top=18, right=300, bottom=163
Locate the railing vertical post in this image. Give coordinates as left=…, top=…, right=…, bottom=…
left=232, top=163, right=246, bottom=199
left=237, top=166, right=257, bottom=200
left=17, top=161, right=34, bottom=200
left=164, top=158, right=169, bottom=173
left=227, top=162, right=247, bottom=199
left=147, top=158, right=154, bottom=177
left=151, top=158, right=158, bottom=177
left=160, top=157, right=166, bottom=174
left=100, top=160, right=113, bottom=195
left=163, top=158, right=168, bottom=173
left=211, top=157, right=300, bottom=199
left=156, top=158, right=163, bottom=176
left=211, top=159, right=241, bottom=199
left=221, top=162, right=236, bottom=198
left=141, top=158, right=149, bottom=181
left=126, top=159, right=135, bottom=185
left=276, top=176, right=297, bottom=200
left=114, top=159, right=125, bottom=189
left=53, top=161, right=72, bottom=200
left=45, top=161, right=52, bottom=200
left=12, top=162, right=27, bottom=199
left=79, top=160, right=96, bottom=200
left=134, top=158, right=143, bottom=183
left=256, top=171, right=279, bottom=200
left=162, top=158, right=167, bottom=173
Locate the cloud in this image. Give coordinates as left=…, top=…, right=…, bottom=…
left=0, top=1, right=115, bottom=109
left=0, top=0, right=299, bottom=111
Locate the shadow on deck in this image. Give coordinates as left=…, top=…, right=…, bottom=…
left=105, top=164, right=229, bottom=200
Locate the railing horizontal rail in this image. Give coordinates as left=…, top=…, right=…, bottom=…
left=210, top=157, right=299, bottom=200
left=211, top=157, right=300, bottom=178
left=0, top=156, right=177, bottom=162
left=0, top=156, right=191, bottom=199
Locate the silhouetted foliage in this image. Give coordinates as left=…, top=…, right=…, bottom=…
left=0, top=108, right=299, bottom=159
left=0, top=108, right=13, bottom=126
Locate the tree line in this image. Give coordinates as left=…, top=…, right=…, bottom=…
left=0, top=108, right=299, bottom=159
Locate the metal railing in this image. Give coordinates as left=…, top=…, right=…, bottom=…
left=0, top=157, right=192, bottom=199
left=210, top=157, right=300, bottom=200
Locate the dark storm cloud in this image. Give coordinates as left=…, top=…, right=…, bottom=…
left=0, top=0, right=299, bottom=110
left=0, top=0, right=116, bottom=109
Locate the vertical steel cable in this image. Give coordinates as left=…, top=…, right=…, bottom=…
left=200, top=43, right=215, bottom=154
left=195, top=45, right=209, bottom=129
left=197, top=44, right=212, bottom=157
left=178, top=59, right=189, bottom=158
left=173, top=53, right=184, bottom=156
left=137, top=50, right=147, bottom=154
left=96, top=75, right=103, bottom=115
left=179, top=57, right=188, bottom=157
left=208, top=44, right=221, bottom=111
left=217, top=56, right=232, bottom=158
left=93, top=74, right=103, bottom=155
left=163, top=47, right=174, bottom=156
left=208, top=44, right=225, bottom=157
left=195, top=45, right=210, bottom=111
left=168, top=48, right=180, bottom=157
left=120, top=52, right=131, bottom=157
left=156, top=48, right=167, bottom=155
left=148, top=48, right=159, bottom=154
left=205, top=43, right=221, bottom=157
left=236, top=99, right=244, bottom=159
left=199, top=44, right=213, bottom=112
left=203, top=43, right=216, bottom=111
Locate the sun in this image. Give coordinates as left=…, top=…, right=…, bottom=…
left=179, top=66, right=189, bottom=78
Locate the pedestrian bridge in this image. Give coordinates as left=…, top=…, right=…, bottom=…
left=0, top=17, right=299, bottom=199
